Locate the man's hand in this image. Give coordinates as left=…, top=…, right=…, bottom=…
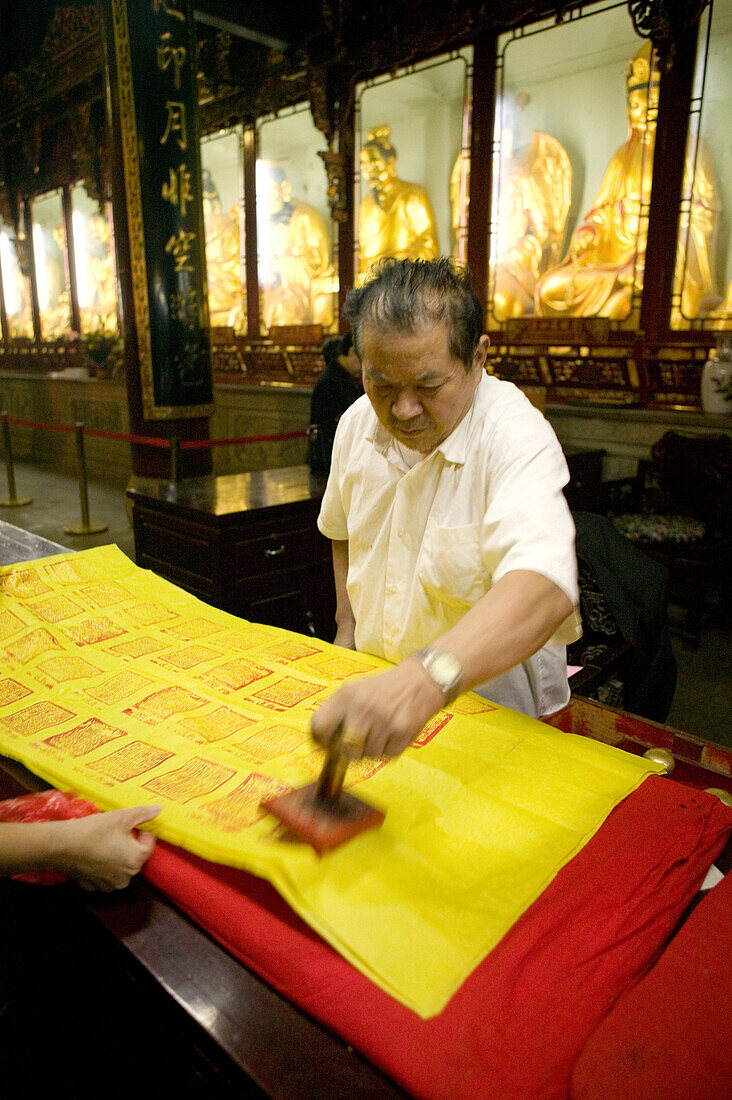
left=54, top=805, right=160, bottom=892
left=311, top=659, right=444, bottom=760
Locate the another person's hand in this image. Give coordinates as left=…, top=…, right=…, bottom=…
left=311, top=661, right=444, bottom=760
left=55, top=805, right=160, bottom=892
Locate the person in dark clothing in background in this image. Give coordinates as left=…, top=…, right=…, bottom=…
left=308, top=332, right=363, bottom=475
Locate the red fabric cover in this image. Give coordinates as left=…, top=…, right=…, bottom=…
left=2, top=780, right=730, bottom=1099
left=140, top=778, right=732, bottom=1100
left=571, top=864, right=732, bottom=1100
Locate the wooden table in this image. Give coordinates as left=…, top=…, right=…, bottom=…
left=127, top=466, right=336, bottom=641
left=0, top=519, right=399, bottom=1095
left=1, top=520, right=730, bottom=1095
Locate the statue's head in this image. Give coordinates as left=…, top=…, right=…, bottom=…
left=259, top=164, right=293, bottom=216
left=202, top=169, right=222, bottom=218
left=625, top=42, right=660, bottom=134
left=360, top=126, right=397, bottom=190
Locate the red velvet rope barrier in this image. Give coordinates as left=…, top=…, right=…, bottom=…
left=2, top=414, right=306, bottom=450
left=179, top=430, right=307, bottom=450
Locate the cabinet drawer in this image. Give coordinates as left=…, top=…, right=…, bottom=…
left=234, top=526, right=324, bottom=577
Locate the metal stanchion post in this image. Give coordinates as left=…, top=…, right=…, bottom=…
left=170, top=436, right=181, bottom=483
left=0, top=411, right=33, bottom=507
left=64, top=422, right=108, bottom=536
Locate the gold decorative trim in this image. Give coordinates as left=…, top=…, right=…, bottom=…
left=112, top=0, right=212, bottom=421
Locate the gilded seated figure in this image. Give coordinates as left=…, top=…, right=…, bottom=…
left=449, top=149, right=469, bottom=260
left=257, top=164, right=334, bottom=330
left=84, top=214, right=119, bottom=333
left=672, top=143, right=720, bottom=327
left=535, top=42, right=719, bottom=323
left=449, top=131, right=571, bottom=318
left=202, top=169, right=245, bottom=331
left=495, top=131, right=571, bottom=319
left=359, top=126, right=438, bottom=279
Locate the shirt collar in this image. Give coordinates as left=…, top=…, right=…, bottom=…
left=367, top=376, right=482, bottom=468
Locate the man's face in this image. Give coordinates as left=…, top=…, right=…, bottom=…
left=361, top=322, right=488, bottom=454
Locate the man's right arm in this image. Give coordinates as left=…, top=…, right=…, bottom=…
left=331, top=540, right=356, bottom=649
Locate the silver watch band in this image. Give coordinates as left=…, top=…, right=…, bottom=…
left=413, top=646, right=463, bottom=705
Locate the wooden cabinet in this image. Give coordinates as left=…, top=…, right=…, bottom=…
left=127, top=466, right=336, bottom=642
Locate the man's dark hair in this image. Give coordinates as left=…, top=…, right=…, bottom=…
left=321, top=334, right=344, bottom=371
left=344, top=258, right=483, bottom=369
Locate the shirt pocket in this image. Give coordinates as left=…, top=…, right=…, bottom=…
left=418, top=522, right=488, bottom=610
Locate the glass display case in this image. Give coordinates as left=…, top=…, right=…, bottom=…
left=356, top=50, right=472, bottom=279
left=31, top=188, right=70, bottom=340
left=0, top=217, right=33, bottom=338
left=490, top=2, right=658, bottom=328
left=672, top=0, right=731, bottom=331
left=70, top=185, right=118, bottom=336
left=256, top=104, right=336, bottom=333
left=201, top=126, right=246, bottom=333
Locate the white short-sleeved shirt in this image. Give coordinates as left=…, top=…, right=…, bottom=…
left=318, top=374, right=581, bottom=718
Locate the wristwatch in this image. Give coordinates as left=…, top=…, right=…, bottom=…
left=413, top=646, right=463, bottom=705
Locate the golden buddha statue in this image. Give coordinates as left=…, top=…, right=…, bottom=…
left=359, top=126, right=439, bottom=279
left=449, top=149, right=469, bottom=260
left=202, top=170, right=245, bottom=331
left=535, top=42, right=719, bottom=323
left=82, top=214, right=119, bottom=334
left=672, top=142, right=720, bottom=328
left=257, top=163, right=334, bottom=330
left=449, top=131, right=571, bottom=318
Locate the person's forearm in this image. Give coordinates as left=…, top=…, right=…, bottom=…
left=428, top=570, right=574, bottom=692
left=331, top=539, right=356, bottom=647
left=311, top=568, right=575, bottom=759
left=0, top=821, right=66, bottom=876
left=2, top=805, right=159, bottom=890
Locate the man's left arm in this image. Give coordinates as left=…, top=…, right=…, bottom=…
left=310, top=569, right=573, bottom=760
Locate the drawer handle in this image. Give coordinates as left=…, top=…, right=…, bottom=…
left=264, top=543, right=286, bottom=558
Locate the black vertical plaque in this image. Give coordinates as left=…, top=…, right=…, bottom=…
left=111, top=0, right=213, bottom=418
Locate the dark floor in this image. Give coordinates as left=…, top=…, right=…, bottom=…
left=2, top=458, right=731, bottom=748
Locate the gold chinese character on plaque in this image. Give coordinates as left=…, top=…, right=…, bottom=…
left=170, top=286, right=198, bottom=323
left=152, top=0, right=184, bottom=22
left=162, top=164, right=194, bottom=215
left=165, top=229, right=196, bottom=272
left=157, top=32, right=186, bottom=89
left=161, top=101, right=187, bottom=151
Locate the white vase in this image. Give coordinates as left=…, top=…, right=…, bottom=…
left=701, top=339, right=732, bottom=415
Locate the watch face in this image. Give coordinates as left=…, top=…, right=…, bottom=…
left=430, top=651, right=461, bottom=690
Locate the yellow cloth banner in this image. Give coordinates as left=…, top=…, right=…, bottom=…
left=0, top=545, right=663, bottom=1017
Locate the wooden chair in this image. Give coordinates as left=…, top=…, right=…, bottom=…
left=568, top=512, right=676, bottom=723
left=607, top=431, right=732, bottom=646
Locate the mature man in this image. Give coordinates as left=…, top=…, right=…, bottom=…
left=312, top=258, right=580, bottom=761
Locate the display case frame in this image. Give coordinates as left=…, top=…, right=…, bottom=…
left=354, top=49, right=473, bottom=280
left=0, top=0, right=727, bottom=411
